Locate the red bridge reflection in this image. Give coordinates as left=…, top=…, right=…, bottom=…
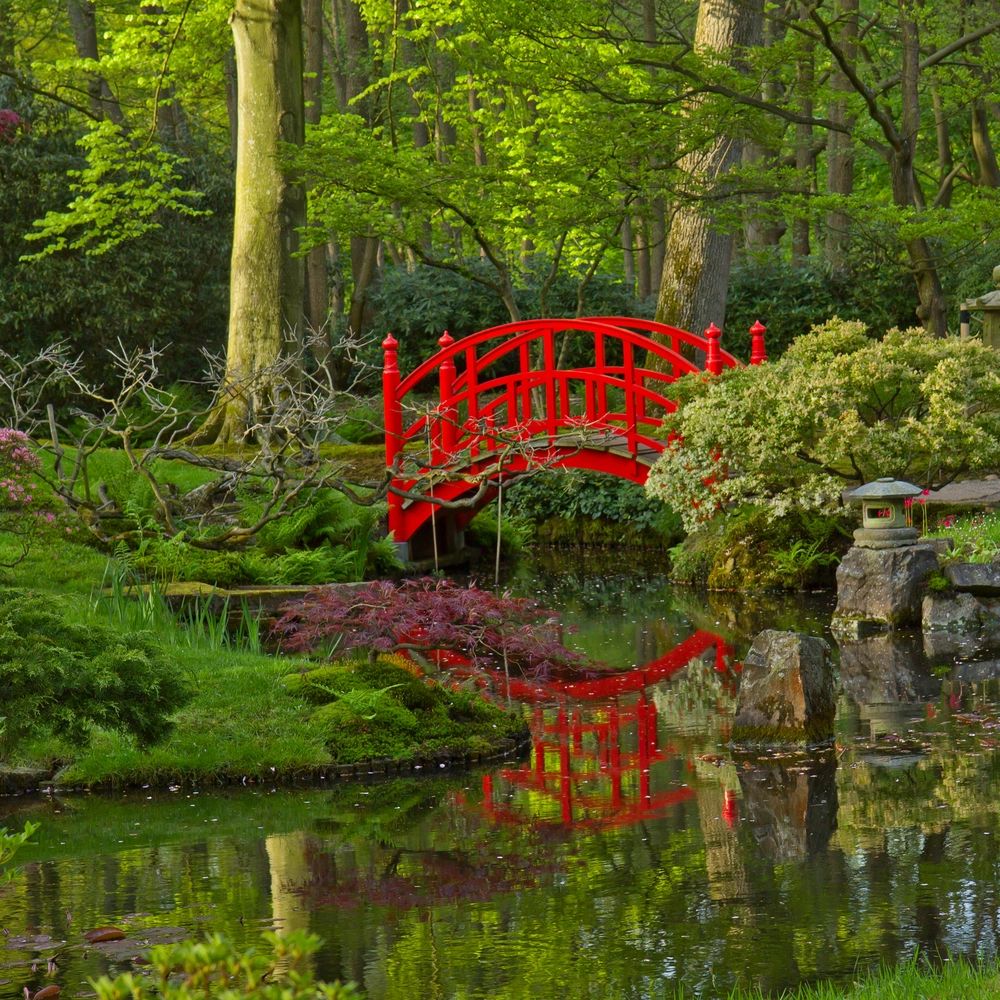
left=467, top=630, right=739, bottom=831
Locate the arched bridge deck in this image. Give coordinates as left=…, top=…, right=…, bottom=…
left=383, top=316, right=767, bottom=557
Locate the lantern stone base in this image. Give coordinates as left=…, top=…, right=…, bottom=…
left=851, top=526, right=919, bottom=549
left=833, top=543, right=939, bottom=628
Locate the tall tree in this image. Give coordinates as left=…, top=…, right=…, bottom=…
left=198, top=0, right=307, bottom=443
left=654, top=0, right=763, bottom=336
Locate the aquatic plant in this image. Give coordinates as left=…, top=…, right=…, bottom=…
left=90, top=931, right=359, bottom=1000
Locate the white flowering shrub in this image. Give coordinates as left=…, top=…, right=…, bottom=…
left=646, top=319, right=1000, bottom=532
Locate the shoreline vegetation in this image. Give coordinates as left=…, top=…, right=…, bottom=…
left=0, top=534, right=528, bottom=791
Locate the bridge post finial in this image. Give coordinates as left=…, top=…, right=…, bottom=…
left=382, top=333, right=403, bottom=537
left=704, top=323, right=723, bottom=375
left=437, top=331, right=457, bottom=455
left=749, top=320, right=768, bottom=365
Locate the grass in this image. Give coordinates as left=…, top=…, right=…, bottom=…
left=1, top=530, right=522, bottom=788
left=715, top=958, right=1000, bottom=999
left=46, top=645, right=334, bottom=787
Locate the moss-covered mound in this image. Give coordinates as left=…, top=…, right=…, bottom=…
left=282, top=656, right=527, bottom=765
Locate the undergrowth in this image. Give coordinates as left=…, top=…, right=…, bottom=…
left=926, top=510, right=1000, bottom=564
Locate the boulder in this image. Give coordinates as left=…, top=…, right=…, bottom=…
left=922, top=591, right=990, bottom=632
left=944, top=562, right=1000, bottom=596
left=953, top=659, right=1000, bottom=683
left=834, top=544, right=939, bottom=627
left=733, top=630, right=835, bottom=745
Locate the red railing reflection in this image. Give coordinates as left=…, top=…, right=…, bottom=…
left=470, top=630, right=740, bottom=831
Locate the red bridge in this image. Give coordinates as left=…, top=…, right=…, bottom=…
left=383, top=316, right=767, bottom=559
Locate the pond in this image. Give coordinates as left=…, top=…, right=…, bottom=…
left=4, top=551, right=1000, bottom=999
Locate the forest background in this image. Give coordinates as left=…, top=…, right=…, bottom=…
left=2, top=0, right=999, bottom=437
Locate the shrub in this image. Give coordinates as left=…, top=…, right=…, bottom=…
left=0, top=428, right=46, bottom=566
left=669, top=506, right=849, bottom=590
left=504, top=470, right=683, bottom=547
left=725, top=252, right=916, bottom=360
left=369, top=260, right=646, bottom=371
left=0, top=589, right=192, bottom=760
left=274, top=578, right=586, bottom=677
left=646, top=319, right=1000, bottom=532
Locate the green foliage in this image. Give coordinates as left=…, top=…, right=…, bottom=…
left=467, top=506, right=534, bottom=556
left=769, top=539, right=840, bottom=591
left=0, top=588, right=192, bottom=760
left=90, top=932, right=359, bottom=1000
left=505, top=470, right=683, bottom=547
left=647, top=320, right=1000, bottom=531
left=131, top=487, right=400, bottom=587
left=282, top=656, right=525, bottom=765
left=927, top=570, right=952, bottom=593
left=725, top=252, right=917, bottom=360
left=668, top=506, right=848, bottom=591
left=0, top=98, right=231, bottom=385
left=368, top=262, right=644, bottom=370
left=0, top=820, right=37, bottom=886
left=23, top=120, right=208, bottom=257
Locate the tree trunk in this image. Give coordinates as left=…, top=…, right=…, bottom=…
left=894, top=4, right=946, bottom=334
left=972, top=102, right=1000, bottom=187
left=206, top=0, right=306, bottom=444
left=791, top=3, right=814, bottom=263
left=303, top=0, right=330, bottom=344
left=622, top=211, right=636, bottom=292
left=824, top=0, right=856, bottom=272
left=66, top=0, right=125, bottom=123
left=635, top=209, right=652, bottom=300
left=654, top=0, right=762, bottom=338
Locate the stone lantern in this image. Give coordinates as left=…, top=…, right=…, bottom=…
left=960, top=265, right=1000, bottom=348
left=848, top=477, right=923, bottom=548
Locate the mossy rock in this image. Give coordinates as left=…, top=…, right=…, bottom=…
left=446, top=689, right=498, bottom=723
left=310, top=692, right=418, bottom=734
left=352, top=658, right=440, bottom=711
left=281, top=665, right=356, bottom=703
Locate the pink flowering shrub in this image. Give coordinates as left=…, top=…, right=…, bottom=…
left=0, top=428, right=45, bottom=566
left=0, top=109, right=26, bottom=144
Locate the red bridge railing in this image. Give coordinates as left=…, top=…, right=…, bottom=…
left=383, top=316, right=766, bottom=546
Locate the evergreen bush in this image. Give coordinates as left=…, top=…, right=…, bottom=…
left=0, top=589, right=191, bottom=760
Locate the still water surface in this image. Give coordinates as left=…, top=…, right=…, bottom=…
left=4, top=552, right=1000, bottom=999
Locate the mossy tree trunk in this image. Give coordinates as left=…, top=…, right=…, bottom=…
left=652, top=0, right=762, bottom=345
left=200, top=0, right=306, bottom=444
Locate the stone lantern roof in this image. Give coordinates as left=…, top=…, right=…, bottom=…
left=848, top=477, right=923, bottom=501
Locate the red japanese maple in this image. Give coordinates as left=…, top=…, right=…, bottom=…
left=273, top=578, right=586, bottom=677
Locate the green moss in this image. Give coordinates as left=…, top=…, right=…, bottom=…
left=280, top=665, right=357, bottom=703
